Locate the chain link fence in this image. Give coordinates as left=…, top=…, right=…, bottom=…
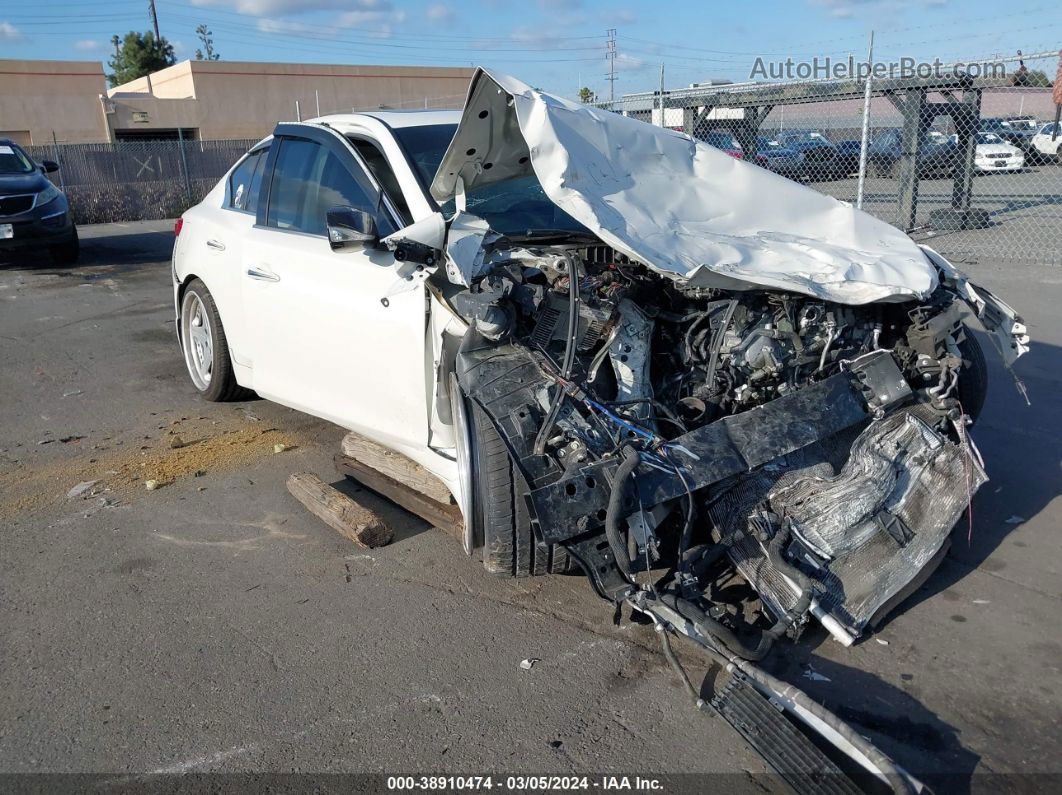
left=604, top=70, right=1061, bottom=268
left=24, top=138, right=258, bottom=225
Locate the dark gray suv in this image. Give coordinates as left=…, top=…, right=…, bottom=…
left=0, top=140, right=78, bottom=264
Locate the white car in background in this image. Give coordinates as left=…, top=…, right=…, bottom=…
left=974, top=132, right=1025, bottom=172
left=1031, top=122, right=1061, bottom=162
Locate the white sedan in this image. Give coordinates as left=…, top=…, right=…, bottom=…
left=172, top=67, right=1026, bottom=636
left=1031, top=122, right=1061, bottom=162
left=172, top=70, right=1031, bottom=786
left=974, top=132, right=1025, bottom=172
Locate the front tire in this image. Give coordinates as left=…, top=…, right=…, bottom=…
left=50, top=226, right=79, bottom=265
left=956, top=330, right=988, bottom=423
left=180, top=278, right=249, bottom=402
left=462, top=396, right=574, bottom=578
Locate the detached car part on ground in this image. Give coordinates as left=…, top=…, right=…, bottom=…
left=174, top=69, right=1029, bottom=793
left=394, top=71, right=1029, bottom=792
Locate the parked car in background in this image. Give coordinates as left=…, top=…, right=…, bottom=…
left=755, top=136, right=804, bottom=177
left=867, top=128, right=954, bottom=178
left=978, top=116, right=1038, bottom=155
left=974, top=132, right=1025, bottom=172
left=1031, top=122, right=1061, bottom=162
left=833, top=139, right=864, bottom=177
left=0, top=139, right=78, bottom=264
left=700, top=130, right=745, bottom=159
left=775, top=129, right=838, bottom=179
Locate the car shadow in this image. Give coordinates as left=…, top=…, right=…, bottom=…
left=0, top=227, right=175, bottom=272
left=750, top=648, right=982, bottom=792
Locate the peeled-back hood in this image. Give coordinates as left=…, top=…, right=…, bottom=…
left=430, top=69, right=938, bottom=305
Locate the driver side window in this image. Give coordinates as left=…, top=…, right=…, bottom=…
left=265, top=137, right=381, bottom=237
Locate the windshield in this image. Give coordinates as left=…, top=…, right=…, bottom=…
left=781, top=131, right=826, bottom=144
left=0, top=143, right=35, bottom=175
left=392, top=122, right=590, bottom=239
left=758, top=138, right=787, bottom=152
left=704, top=131, right=739, bottom=149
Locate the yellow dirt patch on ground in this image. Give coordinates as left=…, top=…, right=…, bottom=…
left=0, top=417, right=305, bottom=517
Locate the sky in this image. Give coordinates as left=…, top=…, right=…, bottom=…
left=0, top=0, right=1057, bottom=100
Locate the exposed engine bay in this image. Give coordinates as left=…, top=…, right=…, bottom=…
left=436, top=238, right=1019, bottom=651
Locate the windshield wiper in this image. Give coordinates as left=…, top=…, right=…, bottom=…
left=505, top=228, right=598, bottom=243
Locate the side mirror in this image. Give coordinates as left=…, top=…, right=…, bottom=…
left=327, top=206, right=377, bottom=250
left=41, top=160, right=60, bottom=174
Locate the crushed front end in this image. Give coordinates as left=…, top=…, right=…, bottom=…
left=396, top=68, right=1031, bottom=792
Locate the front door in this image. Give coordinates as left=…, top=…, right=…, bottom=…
left=241, top=129, right=430, bottom=452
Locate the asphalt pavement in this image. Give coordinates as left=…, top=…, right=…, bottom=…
left=1, top=221, right=1059, bottom=792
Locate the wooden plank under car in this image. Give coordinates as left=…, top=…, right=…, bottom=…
left=286, top=472, right=394, bottom=548
left=334, top=433, right=463, bottom=541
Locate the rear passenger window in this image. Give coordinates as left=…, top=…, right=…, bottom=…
left=227, top=148, right=267, bottom=214
left=265, top=137, right=388, bottom=237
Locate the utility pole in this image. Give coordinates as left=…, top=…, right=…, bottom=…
left=606, top=28, right=617, bottom=104
left=148, top=0, right=161, bottom=42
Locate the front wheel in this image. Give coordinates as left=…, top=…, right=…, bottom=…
left=956, top=331, right=988, bottom=423
left=180, top=278, right=249, bottom=402
left=458, top=388, right=575, bottom=578
left=50, top=226, right=79, bottom=265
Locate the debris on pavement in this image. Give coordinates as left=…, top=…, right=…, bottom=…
left=1005, top=515, right=1026, bottom=524
left=144, top=479, right=160, bottom=491
left=66, top=480, right=97, bottom=499
left=286, top=472, right=393, bottom=549
left=875, top=638, right=890, bottom=646
left=273, top=442, right=294, bottom=454
left=520, top=658, right=540, bottom=670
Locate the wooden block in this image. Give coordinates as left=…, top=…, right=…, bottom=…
left=335, top=454, right=464, bottom=541
left=286, top=472, right=393, bottom=548
left=340, top=432, right=455, bottom=505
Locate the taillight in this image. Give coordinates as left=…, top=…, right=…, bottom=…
left=174, top=217, right=184, bottom=237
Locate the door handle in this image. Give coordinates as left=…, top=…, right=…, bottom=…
left=206, top=239, right=226, bottom=251
left=246, top=266, right=280, bottom=283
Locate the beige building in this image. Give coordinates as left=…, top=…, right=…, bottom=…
left=0, top=60, right=110, bottom=144
left=1, top=59, right=474, bottom=145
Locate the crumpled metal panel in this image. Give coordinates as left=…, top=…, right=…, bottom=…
left=717, top=408, right=987, bottom=637
left=431, top=69, right=938, bottom=305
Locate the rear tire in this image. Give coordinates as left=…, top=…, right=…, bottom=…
left=466, top=399, right=574, bottom=577
left=956, top=330, right=988, bottom=423
left=180, top=278, right=251, bottom=402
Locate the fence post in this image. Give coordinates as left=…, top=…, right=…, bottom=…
left=177, top=127, right=193, bottom=204
left=51, top=130, right=65, bottom=190
left=855, top=30, right=874, bottom=210
left=658, top=63, right=665, bottom=127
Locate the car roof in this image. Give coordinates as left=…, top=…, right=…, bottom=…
left=309, top=109, right=462, bottom=131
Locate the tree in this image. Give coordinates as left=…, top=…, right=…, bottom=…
left=1022, top=69, right=1052, bottom=88
left=195, top=24, right=220, bottom=61
left=578, top=86, right=596, bottom=103
left=107, top=31, right=176, bottom=87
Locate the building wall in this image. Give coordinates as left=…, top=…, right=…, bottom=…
left=0, top=60, right=109, bottom=144
left=106, top=61, right=475, bottom=141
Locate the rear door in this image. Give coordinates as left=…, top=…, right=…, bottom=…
left=240, top=124, right=431, bottom=452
